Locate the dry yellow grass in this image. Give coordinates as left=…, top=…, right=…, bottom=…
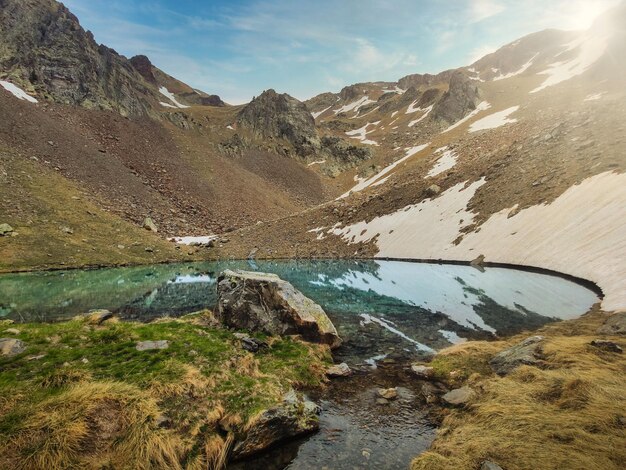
left=412, top=309, right=626, bottom=470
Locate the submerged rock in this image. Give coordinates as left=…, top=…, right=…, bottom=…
left=442, top=386, right=475, bottom=406
left=378, top=387, right=398, bottom=400
left=489, top=335, right=545, bottom=376
left=215, top=270, right=341, bottom=349
left=326, top=362, right=352, bottom=377
left=231, top=390, right=321, bottom=460
left=0, top=338, right=26, bottom=356
left=597, top=312, right=626, bottom=335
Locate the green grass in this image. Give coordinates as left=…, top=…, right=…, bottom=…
left=0, top=314, right=331, bottom=469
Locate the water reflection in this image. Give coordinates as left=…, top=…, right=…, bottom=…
left=0, top=260, right=598, bottom=361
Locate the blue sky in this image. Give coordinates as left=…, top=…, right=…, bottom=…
left=63, top=0, right=618, bottom=103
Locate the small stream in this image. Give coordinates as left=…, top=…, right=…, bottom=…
left=0, top=259, right=599, bottom=469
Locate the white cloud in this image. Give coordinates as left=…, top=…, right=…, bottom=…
left=469, top=0, right=506, bottom=23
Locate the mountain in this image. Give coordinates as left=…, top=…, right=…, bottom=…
left=1, top=0, right=625, bottom=313
left=0, top=0, right=224, bottom=116
left=218, top=2, right=626, bottom=313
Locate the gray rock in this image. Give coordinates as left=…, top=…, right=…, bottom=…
left=482, top=461, right=504, bottom=470
left=215, top=270, right=341, bottom=349
left=590, top=339, right=622, bottom=353
left=442, top=386, right=475, bottom=406
left=425, top=184, right=441, bottom=197
left=489, top=336, right=545, bottom=376
left=326, top=362, right=352, bottom=377
left=411, top=364, right=435, bottom=379
left=240, top=336, right=269, bottom=353
left=136, top=340, right=169, bottom=351
left=597, top=312, right=626, bottom=335
left=143, top=217, right=158, bottom=233
left=231, top=390, right=320, bottom=460
left=84, top=309, right=114, bottom=325
left=0, top=223, right=14, bottom=236
left=0, top=338, right=26, bottom=356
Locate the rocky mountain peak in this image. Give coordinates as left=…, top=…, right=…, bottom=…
left=130, top=55, right=157, bottom=84
left=237, top=89, right=321, bottom=157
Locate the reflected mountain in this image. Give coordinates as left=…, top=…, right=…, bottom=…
left=0, top=260, right=598, bottom=362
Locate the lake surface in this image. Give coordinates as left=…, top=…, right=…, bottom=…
left=0, top=259, right=598, bottom=363
left=0, top=259, right=599, bottom=469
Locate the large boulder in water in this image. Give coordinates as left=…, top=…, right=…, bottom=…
left=215, top=270, right=341, bottom=349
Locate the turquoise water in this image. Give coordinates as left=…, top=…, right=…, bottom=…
left=0, top=259, right=598, bottom=363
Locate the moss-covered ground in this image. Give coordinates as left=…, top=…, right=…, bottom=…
left=0, top=312, right=330, bottom=469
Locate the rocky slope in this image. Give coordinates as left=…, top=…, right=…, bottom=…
left=0, top=0, right=224, bottom=117
left=218, top=3, right=626, bottom=313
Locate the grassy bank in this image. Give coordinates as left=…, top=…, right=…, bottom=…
left=0, top=313, right=330, bottom=469
left=412, top=308, right=626, bottom=470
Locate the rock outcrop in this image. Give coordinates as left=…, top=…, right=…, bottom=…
left=597, top=312, right=626, bottom=335
left=215, top=270, right=342, bottom=348
left=231, top=390, right=321, bottom=460
left=431, top=71, right=481, bottom=126
left=236, top=89, right=322, bottom=158
left=0, top=0, right=157, bottom=116
left=489, top=336, right=545, bottom=376
left=0, top=338, right=26, bottom=356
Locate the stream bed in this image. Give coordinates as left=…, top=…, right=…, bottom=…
left=0, top=259, right=600, bottom=469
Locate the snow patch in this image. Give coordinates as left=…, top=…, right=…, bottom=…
left=345, top=122, right=380, bottom=146
left=492, top=54, right=537, bottom=81
left=443, top=101, right=491, bottom=133
left=0, top=80, right=38, bottom=103
left=311, top=105, right=332, bottom=119
left=169, top=236, right=217, bottom=245
left=307, top=159, right=326, bottom=166
left=408, top=105, right=433, bottom=127
left=334, top=96, right=375, bottom=115
left=337, top=143, right=429, bottom=198
left=469, top=106, right=519, bottom=132
left=159, top=86, right=189, bottom=109
left=427, top=147, right=458, bottom=177
left=531, top=33, right=609, bottom=93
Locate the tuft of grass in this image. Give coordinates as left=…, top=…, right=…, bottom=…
left=0, top=314, right=330, bottom=469
left=411, top=309, right=626, bottom=470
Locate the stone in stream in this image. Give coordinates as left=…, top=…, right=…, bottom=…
left=136, top=340, right=169, bottom=351
left=326, top=362, right=352, bottom=377
left=489, top=335, right=545, bottom=376
left=0, top=338, right=26, bottom=356
left=411, top=364, right=435, bottom=379
left=378, top=387, right=398, bottom=400
left=215, top=270, right=341, bottom=349
left=597, top=312, right=626, bottom=335
left=442, top=386, right=475, bottom=406
left=231, top=390, right=321, bottom=460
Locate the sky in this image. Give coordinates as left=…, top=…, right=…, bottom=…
left=62, top=0, right=619, bottom=104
